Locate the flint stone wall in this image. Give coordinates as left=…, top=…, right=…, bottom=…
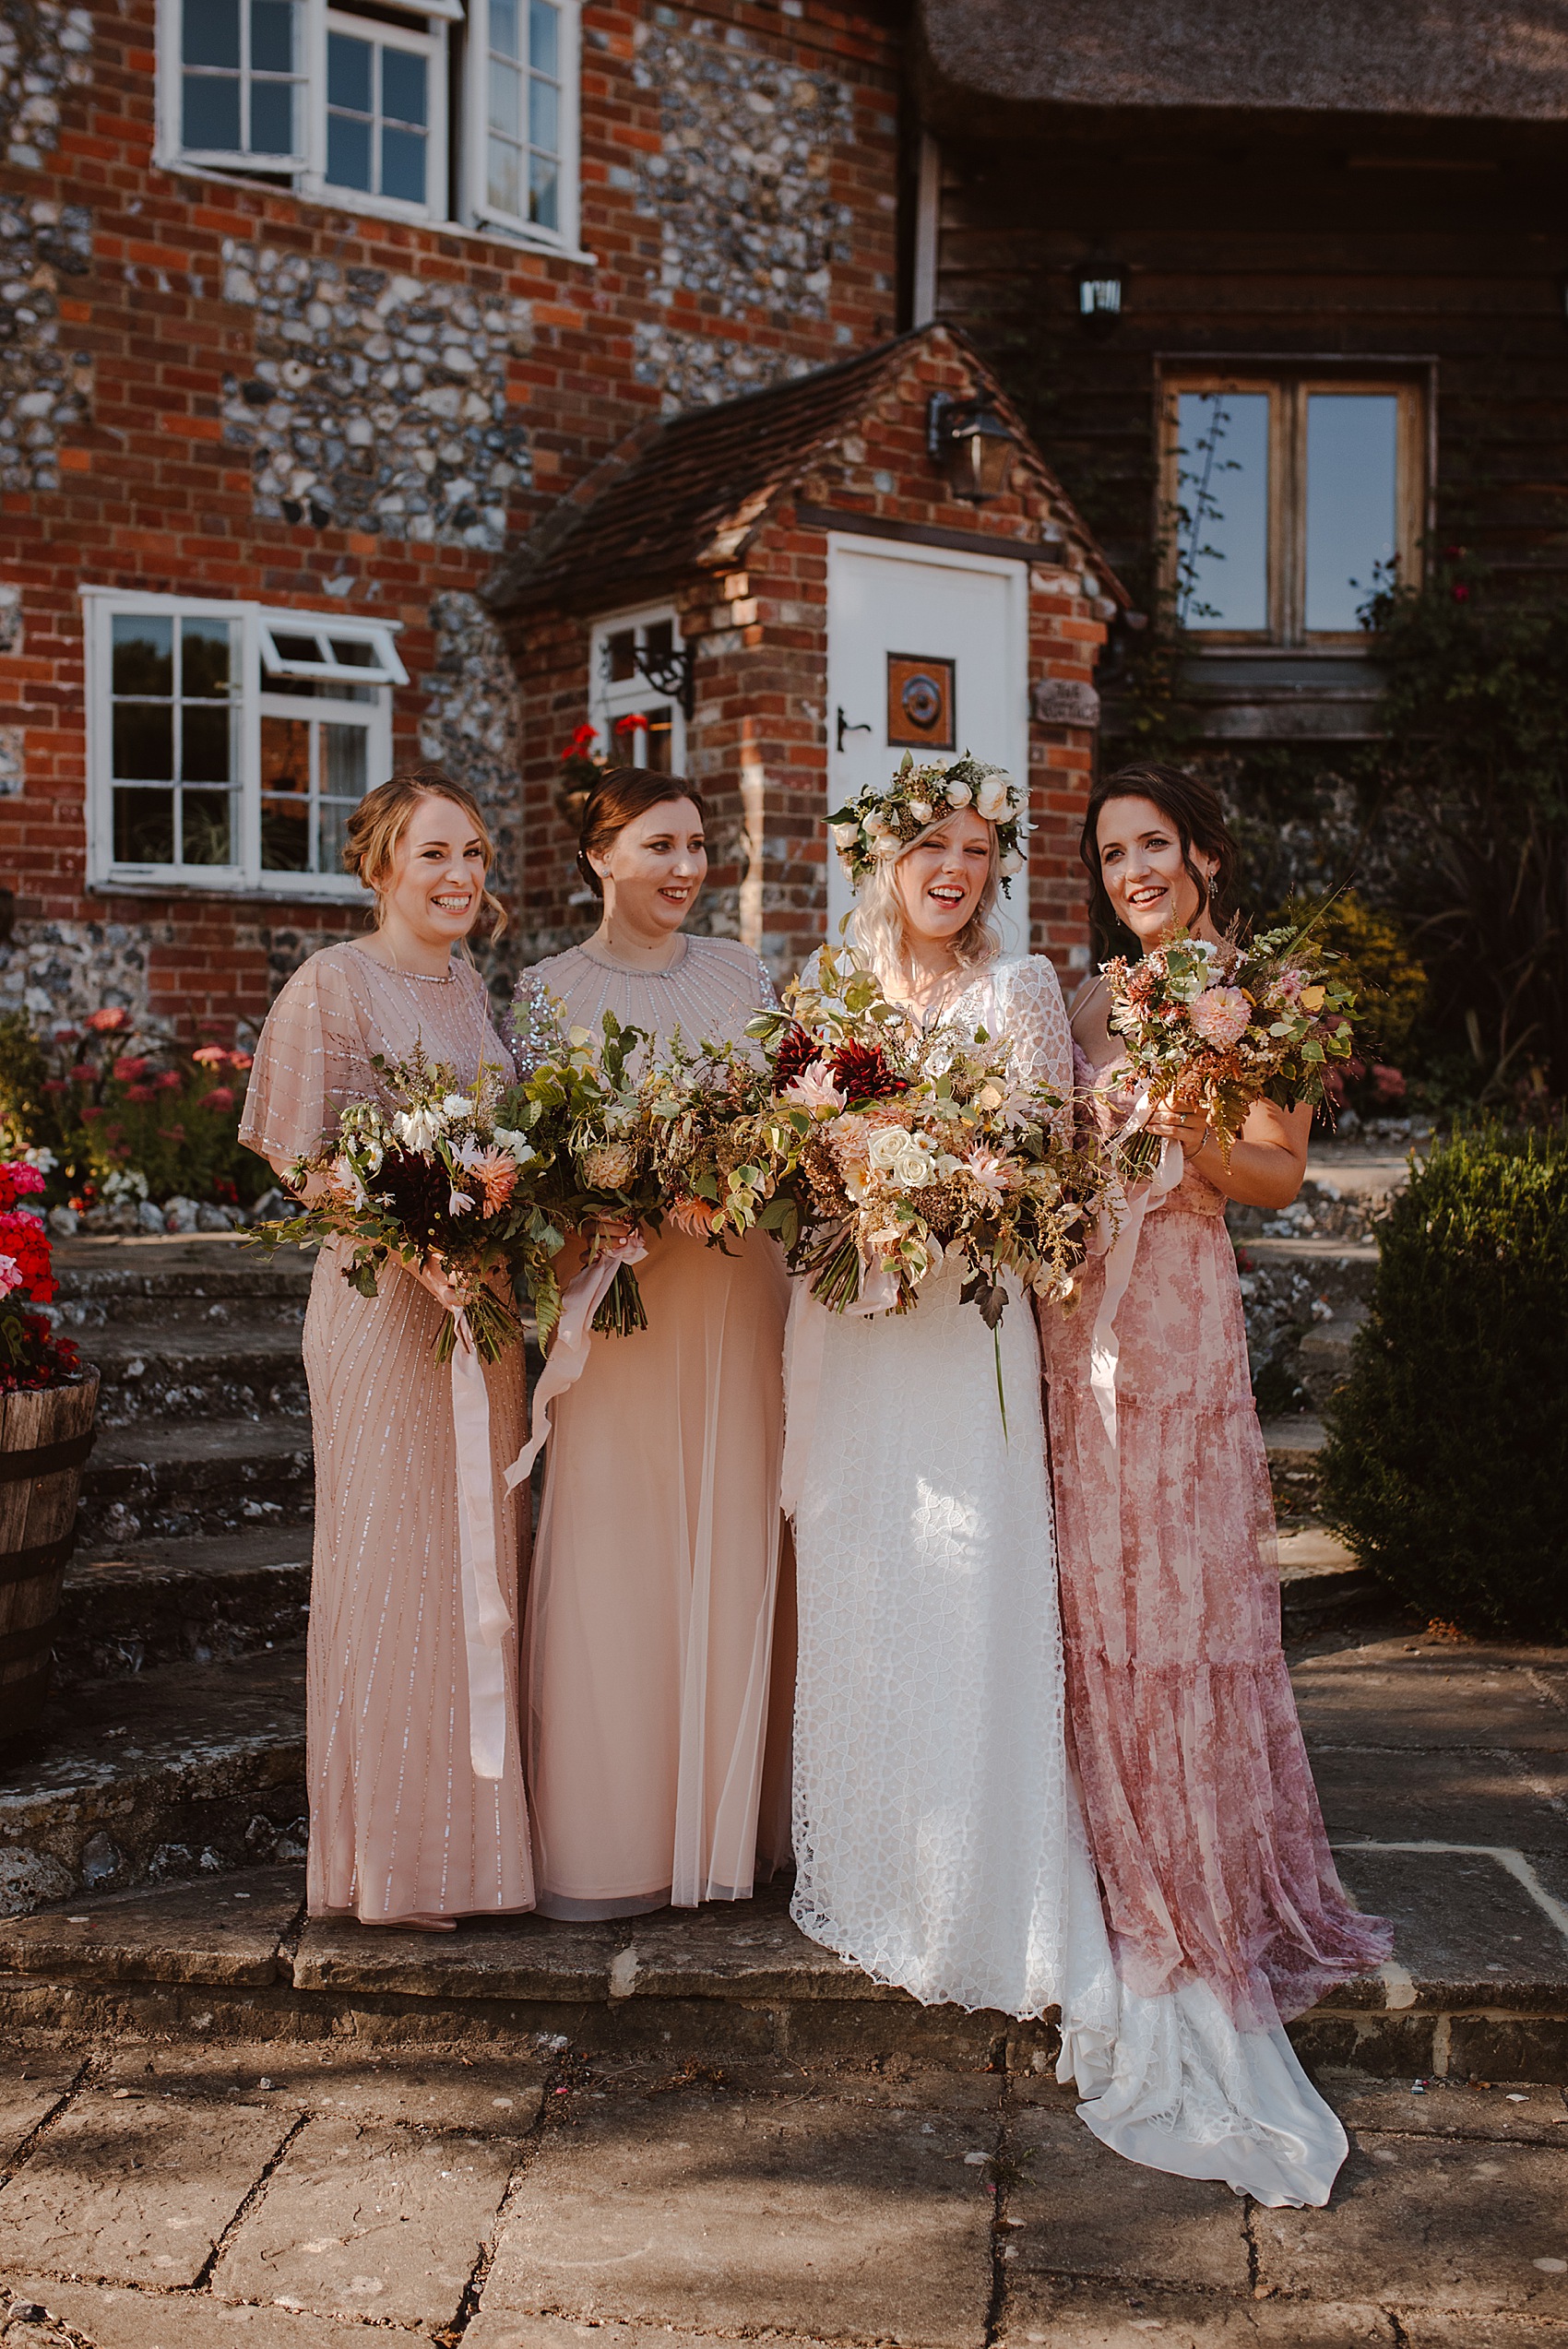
left=630, top=16, right=853, bottom=408
left=219, top=246, right=533, bottom=549
left=0, top=0, right=91, bottom=170
left=419, top=589, right=526, bottom=1002
left=0, top=196, right=91, bottom=492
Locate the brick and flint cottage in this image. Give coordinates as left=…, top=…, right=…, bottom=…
left=0, top=0, right=1120, bottom=1032
left=9, top=0, right=1562, bottom=1031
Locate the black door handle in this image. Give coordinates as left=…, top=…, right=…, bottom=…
left=837, top=706, right=873, bottom=753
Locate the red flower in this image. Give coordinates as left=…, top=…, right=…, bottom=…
left=202, top=1086, right=236, bottom=1111
left=124, top=1083, right=157, bottom=1102
left=1372, top=1063, right=1407, bottom=1103
left=192, top=1044, right=227, bottom=1066
left=155, top=1070, right=183, bottom=1091
left=114, top=1057, right=150, bottom=1082
left=69, top=1062, right=95, bottom=1084
left=770, top=1024, right=821, bottom=1092
left=85, top=1007, right=131, bottom=1032
left=81, top=1104, right=107, bottom=1122
left=613, top=713, right=643, bottom=737
left=229, top=1050, right=253, bottom=1071
left=826, top=1038, right=909, bottom=1102
left=1453, top=584, right=1470, bottom=602
left=43, top=1078, right=67, bottom=1094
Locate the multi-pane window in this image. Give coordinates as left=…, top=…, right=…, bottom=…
left=1161, top=375, right=1425, bottom=644
left=482, top=0, right=563, bottom=231
left=162, top=0, right=578, bottom=247
left=86, top=593, right=403, bottom=897
left=180, top=0, right=305, bottom=166
left=588, top=608, right=686, bottom=777
left=326, top=13, right=434, bottom=209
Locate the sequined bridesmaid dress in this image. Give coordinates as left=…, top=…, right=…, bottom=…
left=242, top=943, right=535, bottom=1925
left=508, top=935, right=790, bottom=1919
left=1039, top=1043, right=1391, bottom=2202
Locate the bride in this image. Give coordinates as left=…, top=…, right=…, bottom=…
left=784, top=755, right=1118, bottom=2062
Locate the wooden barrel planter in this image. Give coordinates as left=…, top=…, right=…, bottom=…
left=0, top=1370, right=99, bottom=1758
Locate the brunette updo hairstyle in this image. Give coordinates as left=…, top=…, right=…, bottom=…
left=1080, top=761, right=1240, bottom=961
left=344, top=765, right=507, bottom=941
left=576, top=765, right=708, bottom=903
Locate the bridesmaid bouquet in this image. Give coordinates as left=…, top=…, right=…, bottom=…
left=258, top=1043, right=552, bottom=1363
left=649, top=952, right=1095, bottom=1327
left=511, top=1003, right=663, bottom=1340
left=1104, top=918, right=1359, bottom=1169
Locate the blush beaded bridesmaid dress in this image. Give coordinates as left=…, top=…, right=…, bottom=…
left=507, top=933, right=790, bottom=1919
left=1039, top=1041, right=1392, bottom=2203
left=242, top=942, right=535, bottom=1927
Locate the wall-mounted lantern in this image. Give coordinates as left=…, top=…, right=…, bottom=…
left=926, top=390, right=1016, bottom=504
left=1075, top=258, right=1125, bottom=338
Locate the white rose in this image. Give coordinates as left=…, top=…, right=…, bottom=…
left=872, top=834, right=903, bottom=860
left=945, top=778, right=973, bottom=808
left=442, top=1094, right=473, bottom=1119
left=831, top=822, right=861, bottom=850
left=908, top=800, right=933, bottom=825
left=999, top=848, right=1026, bottom=877
left=975, top=777, right=1012, bottom=822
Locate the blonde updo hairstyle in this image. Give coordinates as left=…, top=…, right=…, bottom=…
left=848, top=814, right=1004, bottom=997
left=344, top=766, right=507, bottom=943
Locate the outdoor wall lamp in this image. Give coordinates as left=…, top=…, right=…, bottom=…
left=926, top=390, right=1016, bottom=504
left=1075, top=258, right=1125, bottom=338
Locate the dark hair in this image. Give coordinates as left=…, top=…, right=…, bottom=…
left=1080, top=761, right=1240, bottom=962
left=576, top=766, right=708, bottom=903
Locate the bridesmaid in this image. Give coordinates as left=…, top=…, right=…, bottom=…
left=241, top=768, right=534, bottom=1929
left=1040, top=760, right=1391, bottom=2201
left=507, top=766, right=790, bottom=1918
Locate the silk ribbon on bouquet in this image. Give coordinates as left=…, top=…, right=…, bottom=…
left=779, top=1255, right=899, bottom=1518
left=447, top=1310, right=514, bottom=1781
left=1087, top=1085, right=1185, bottom=1448
left=504, top=1231, right=649, bottom=1495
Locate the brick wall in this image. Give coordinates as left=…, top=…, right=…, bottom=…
left=0, top=0, right=902, bottom=1033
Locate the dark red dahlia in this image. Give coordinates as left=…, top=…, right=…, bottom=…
left=770, top=1024, right=821, bottom=1091
left=827, top=1039, right=909, bottom=1102
left=374, top=1148, right=454, bottom=1250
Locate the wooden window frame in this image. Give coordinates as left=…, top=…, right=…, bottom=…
left=1158, top=371, right=1428, bottom=648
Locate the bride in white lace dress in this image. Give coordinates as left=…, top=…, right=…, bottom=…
left=784, top=759, right=1119, bottom=2058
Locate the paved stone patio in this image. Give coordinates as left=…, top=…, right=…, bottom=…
left=3, top=2045, right=1568, bottom=2347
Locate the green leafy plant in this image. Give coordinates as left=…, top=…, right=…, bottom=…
left=1320, top=1122, right=1568, bottom=1638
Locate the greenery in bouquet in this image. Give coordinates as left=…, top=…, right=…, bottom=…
left=1104, top=915, right=1358, bottom=1171
left=0, top=1157, right=81, bottom=1394
left=255, top=1042, right=550, bottom=1365
left=513, top=1002, right=664, bottom=1341
left=648, top=951, right=1096, bottom=1329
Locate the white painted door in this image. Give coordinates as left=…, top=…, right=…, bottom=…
left=825, top=536, right=1029, bottom=951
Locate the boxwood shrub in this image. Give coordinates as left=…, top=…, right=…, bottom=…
left=1320, top=1123, right=1568, bottom=1639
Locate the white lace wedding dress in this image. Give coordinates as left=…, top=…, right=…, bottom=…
left=784, top=954, right=1120, bottom=2058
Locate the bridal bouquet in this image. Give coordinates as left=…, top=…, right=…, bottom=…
left=1104, top=918, right=1358, bottom=1169
left=511, top=1002, right=662, bottom=1340
left=649, top=952, right=1094, bottom=1327
left=257, top=1043, right=550, bottom=1363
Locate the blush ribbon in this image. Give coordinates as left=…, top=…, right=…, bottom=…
left=504, top=1232, right=650, bottom=1494
left=448, top=1311, right=515, bottom=1782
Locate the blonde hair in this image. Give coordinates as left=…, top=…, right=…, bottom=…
left=847, top=816, right=1003, bottom=996
left=344, top=766, right=507, bottom=943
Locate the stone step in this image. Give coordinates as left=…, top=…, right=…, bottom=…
left=1299, top=1299, right=1370, bottom=1407
left=52, top=1232, right=314, bottom=1327
left=54, top=1529, right=312, bottom=1684
left=1264, top=1412, right=1324, bottom=1514
left=82, top=1324, right=310, bottom=1427
left=77, top=1417, right=315, bottom=1547
left=1, top=1853, right=1563, bottom=2085
left=0, top=1649, right=307, bottom=1915
left=1277, top=1522, right=1379, bottom=1632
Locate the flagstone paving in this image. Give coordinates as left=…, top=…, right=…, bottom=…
left=3, top=2054, right=1568, bottom=2347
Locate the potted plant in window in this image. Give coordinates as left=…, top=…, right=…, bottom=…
left=0, top=1157, right=97, bottom=1761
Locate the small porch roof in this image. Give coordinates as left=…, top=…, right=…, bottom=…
left=485, top=325, right=1124, bottom=617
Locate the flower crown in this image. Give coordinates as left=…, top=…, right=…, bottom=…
left=828, top=752, right=1028, bottom=896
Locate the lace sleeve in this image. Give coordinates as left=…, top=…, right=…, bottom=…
left=505, top=971, right=565, bottom=1076
left=755, top=953, right=779, bottom=1012
left=238, top=950, right=373, bottom=1174
left=1001, top=957, right=1075, bottom=1143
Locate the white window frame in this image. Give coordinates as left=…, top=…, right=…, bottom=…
left=463, top=0, right=580, bottom=255
left=82, top=588, right=398, bottom=902
left=157, top=0, right=582, bottom=253
left=587, top=603, right=688, bottom=778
